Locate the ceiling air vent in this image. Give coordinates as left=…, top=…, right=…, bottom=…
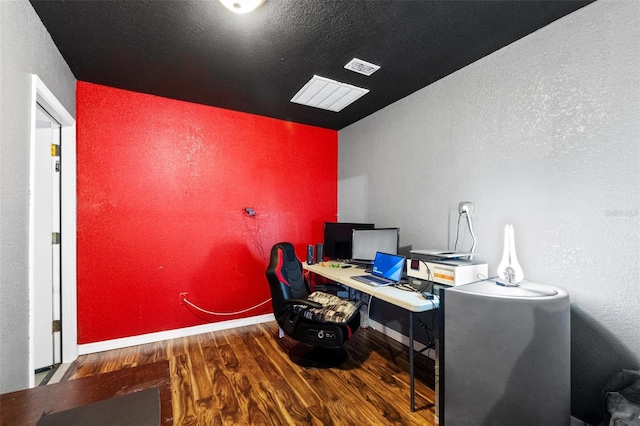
left=290, top=75, right=369, bottom=112
left=344, top=58, right=380, bottom=76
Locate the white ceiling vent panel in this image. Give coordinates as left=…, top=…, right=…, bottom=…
left=290, top=75, right=369, bottom=112
left=344, top=58, right=380, bottom=76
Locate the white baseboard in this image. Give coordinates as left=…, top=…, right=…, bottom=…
left=368, top=319, right=436, bottom=360
left=77, top=315, right=429, bottom=358
left=78, top=314, right=275, bottom=355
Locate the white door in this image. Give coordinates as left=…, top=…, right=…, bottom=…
left=33, top=105, right=62, bottom=370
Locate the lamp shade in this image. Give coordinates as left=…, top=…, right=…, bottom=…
left=496, top=224, right=524, bottom=285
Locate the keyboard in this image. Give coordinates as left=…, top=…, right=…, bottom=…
left=351, top=274, right=393, bottom=286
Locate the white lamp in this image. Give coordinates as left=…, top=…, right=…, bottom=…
left=219, top=0, right=265, bottom=14
left=496, top=224, right=524, bottom=286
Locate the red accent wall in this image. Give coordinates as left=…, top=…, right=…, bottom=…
left=76, top=81, right=337, bottom=344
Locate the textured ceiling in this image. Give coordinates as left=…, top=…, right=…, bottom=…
left=29, top=0, right=593, bottom=130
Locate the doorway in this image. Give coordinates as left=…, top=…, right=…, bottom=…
left=29, top=75, right=77, bottom=387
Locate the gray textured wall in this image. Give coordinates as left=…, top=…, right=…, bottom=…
left=338, top=0, right=639, bottom=423
left=0, top=0, right=76, bottom=393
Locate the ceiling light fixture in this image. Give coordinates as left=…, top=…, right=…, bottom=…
left=290, top=75, right=369, bottom=112
left=219, top=0, right=265, bottom=14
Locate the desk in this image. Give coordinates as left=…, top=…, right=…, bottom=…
left=303, top=261, right=439, bottom=412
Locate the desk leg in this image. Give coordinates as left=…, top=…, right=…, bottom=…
left=410, top=311, right=415, bottom=412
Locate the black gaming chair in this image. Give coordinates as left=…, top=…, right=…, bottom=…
left=266, top=242, right=361, bottom=368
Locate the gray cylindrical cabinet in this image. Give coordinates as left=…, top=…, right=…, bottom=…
left=440, top=280, right=570, bottom=425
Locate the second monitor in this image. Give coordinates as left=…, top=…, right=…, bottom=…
left=351, top=228, right=399, bottom=264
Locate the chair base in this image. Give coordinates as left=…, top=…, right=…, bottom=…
left=288, top=343, right=348, bottom=369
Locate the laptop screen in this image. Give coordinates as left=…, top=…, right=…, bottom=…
left=371, top=252, right=405, bottom=282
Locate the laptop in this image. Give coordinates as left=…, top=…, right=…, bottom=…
left=351, top=252, right=406, bottom=286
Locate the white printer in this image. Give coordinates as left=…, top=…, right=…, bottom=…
left=407, top=250, right=488, bottom=286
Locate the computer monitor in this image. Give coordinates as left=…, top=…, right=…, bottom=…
left=351, top=228, right=399, bottom=263
left=323, top=222, right=375, bottom=260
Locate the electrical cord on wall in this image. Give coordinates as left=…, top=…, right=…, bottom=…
left=182, top=295, right=272, bottom=316
left=179, top=208, right=271, bottom=318
left=453, top=212, right=463, bottom=251
left=242, top=209, right=267, bottom=261
left=465, top=211, right=477, bottom=254
left=454, top=210, right=477, bottom=255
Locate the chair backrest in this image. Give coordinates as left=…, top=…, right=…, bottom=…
left=265, top=242, right=310, bottom=317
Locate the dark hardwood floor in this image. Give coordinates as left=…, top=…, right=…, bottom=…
left=4, top=321, right=437, bottom=425
left=1, top=360, right=172, bottom=425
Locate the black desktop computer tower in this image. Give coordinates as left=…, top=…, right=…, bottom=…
left=316, top=243, right=324, bottom=263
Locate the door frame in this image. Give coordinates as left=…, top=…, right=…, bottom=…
left=32, top=105, right=61, bottom=370
left=28, top=75, right=77, bottom=387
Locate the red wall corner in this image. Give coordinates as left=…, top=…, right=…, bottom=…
left=76, top=81, right=337, bottom=344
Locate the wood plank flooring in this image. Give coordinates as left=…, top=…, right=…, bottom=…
left=62, top=321, right=437, bottom=425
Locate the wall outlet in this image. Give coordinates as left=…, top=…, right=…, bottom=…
left=459, top=202, right=474, bottom=216
left=179, top=292, right=188, bottom=305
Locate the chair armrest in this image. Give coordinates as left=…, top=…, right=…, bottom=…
left=284, top=299, right=323, bottom=309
